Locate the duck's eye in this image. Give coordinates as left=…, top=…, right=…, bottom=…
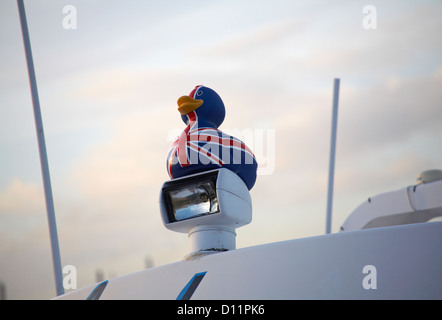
left=196, top=90, right=203, bottom=96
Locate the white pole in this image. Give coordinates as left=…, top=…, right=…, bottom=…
left=17, top=0, right=64, bottom=296
left=325, top=78, right=340, bottom=234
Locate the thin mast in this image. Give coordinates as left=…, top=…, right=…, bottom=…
left=325, top=78, right=340, bottom=234
left=17, top=0, right=64, bottom=296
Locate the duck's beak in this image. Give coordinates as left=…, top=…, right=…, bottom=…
left=177, top=95, right=203, bottom=115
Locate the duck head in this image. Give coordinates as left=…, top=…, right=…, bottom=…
left=177, top=85, right=225, bottom=128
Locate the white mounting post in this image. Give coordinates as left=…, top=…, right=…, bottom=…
left=17, top=0, right=64, bottom=295
left=325, top=78, right=340, bottom=234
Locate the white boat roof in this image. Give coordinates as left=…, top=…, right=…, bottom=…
left=55, top=221, right=442, bottom=300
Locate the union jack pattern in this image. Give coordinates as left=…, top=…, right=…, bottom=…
left=167, top=111, right=257, bottom=189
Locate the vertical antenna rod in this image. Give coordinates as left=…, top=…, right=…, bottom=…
left=325, top=78, right=340, bottom=234
left=17, top=0, right=64, bottom=296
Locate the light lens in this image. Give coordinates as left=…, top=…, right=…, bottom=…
left=166, top=180, right=219, bottom=221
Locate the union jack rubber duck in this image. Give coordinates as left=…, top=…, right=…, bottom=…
left=166, top=85, right=258, bottom=190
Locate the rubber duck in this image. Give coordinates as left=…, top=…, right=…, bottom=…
left=167, top=85, right=258, bottom=190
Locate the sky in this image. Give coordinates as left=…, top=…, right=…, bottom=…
left=1, top=0, right=441, bottom=299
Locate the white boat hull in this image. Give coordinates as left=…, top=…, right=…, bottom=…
left=56, top=221, right=442, bottom=300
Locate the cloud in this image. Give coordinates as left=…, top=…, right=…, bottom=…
left=0, top=179, right=57, bottom=299
left=0, top=179, right=48, bottom=257
left=57, top=106, right=189, bottom=273
left=338, top=69, right=442, bottom=157
left=0, top=179, right=45, bottom=216
left=69, top=108, right=170, bottom=198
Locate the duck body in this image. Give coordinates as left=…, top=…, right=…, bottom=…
left=166, top=85, right=258, bottom=190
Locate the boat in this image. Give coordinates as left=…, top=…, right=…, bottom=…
left=54, top=169, right=442, bottom=300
